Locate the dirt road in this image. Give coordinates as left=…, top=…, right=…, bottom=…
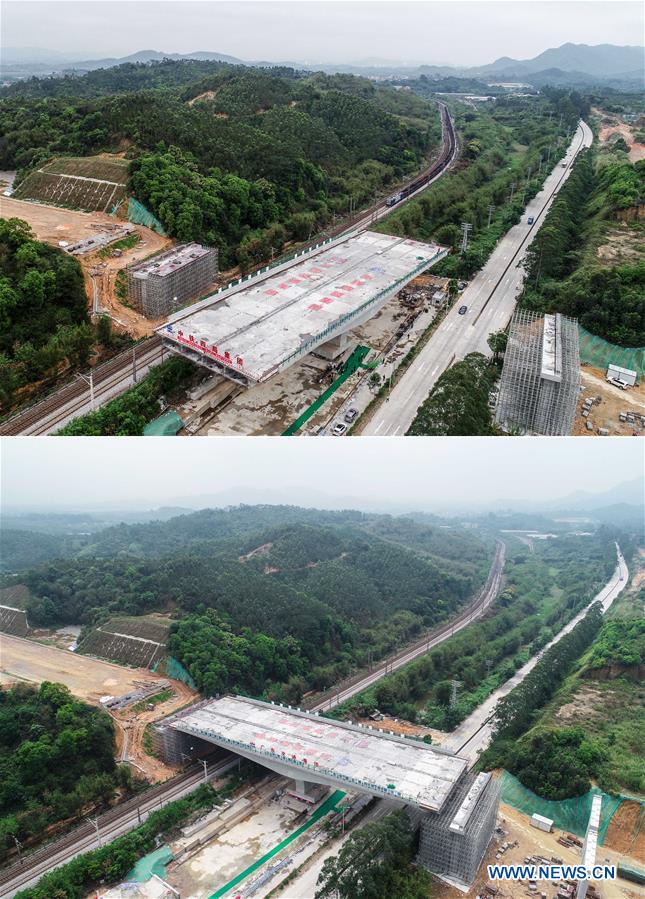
left=0, top=195, right=171, bottom=338
left=0, top=632, right=166, bottom=703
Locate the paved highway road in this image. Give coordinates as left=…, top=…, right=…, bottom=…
left=445, top=543, right=628, bottom=763
left=362, top=120, right=594, bottom=436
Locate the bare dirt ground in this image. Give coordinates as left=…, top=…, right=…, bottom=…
left=572, top=366, right=645, bottom=436
left=111, top=678, right=197, bottom=782
left=0, top=195, right=172, bottom=338
left=0, top=195, right=121, bottom=242
left=594, top=108, right=645, bottom=164
left=596, top=223, right=645, bottom=266
left=83, top=228, right=172, bottom=337
left=356, top=714, right=447, bottom=746
left=604, top=801, right=645, bottom=863
left=432, top=802, right=642, bottom=899
left=0, top=632, right=167, bottom=703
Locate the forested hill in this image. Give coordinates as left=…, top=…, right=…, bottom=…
left=8, top=505, right=493, bottom=698
left=0, top=63, right=441, bottom=268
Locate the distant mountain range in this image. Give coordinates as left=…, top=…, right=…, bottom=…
left=1, top=42, right=643, bottom=89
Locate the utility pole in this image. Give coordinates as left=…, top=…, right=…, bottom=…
left=509, top=182, right=516, bottom=204
left=78, top=371, right=95, bottom=411
left=449, top=680, right=461, bottom=710
left=537, top=155, right=543, bottom=175
left=132, top=345, right=138, bottom=384
left=10, top=835, right=22, bottom=866
left=487, top=205, right=495, bottom=228
left=460, top=222, right=472, bottom=254
left=86, top=815, right=102, bottom=848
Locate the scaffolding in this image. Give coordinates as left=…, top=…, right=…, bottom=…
left=496, top=310, right=580, bottom=435
left=127, top=243, right=218, bottom=318
left=417, top=772, right=501, bottom=886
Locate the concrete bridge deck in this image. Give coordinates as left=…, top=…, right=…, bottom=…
left=168, top=695, right=467, bottom=812
left=159, top=232, right=447, bottom=384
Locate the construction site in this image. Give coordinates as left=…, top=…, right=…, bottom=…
left=495, top=310, right=581, bottom=436
left=159, top=232, right=448, bottom=386
left=127, top=244, right=219, bottom=318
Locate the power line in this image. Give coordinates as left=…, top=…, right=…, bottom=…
left=460, top=222, right=473, bottom=254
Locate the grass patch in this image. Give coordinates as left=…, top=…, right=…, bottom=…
left=133, top=688, right=173, bottom=713
left=97, top=233, right=141, bottom=258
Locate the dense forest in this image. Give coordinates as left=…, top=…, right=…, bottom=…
left=315, top=810, right=431, bottom=899
left=376, top=89, right=589, bottom=278
left=407, top=352, right=498, bottom=436
left=0, top=682, right=123, bottom=856
left=330, top=533, right=617, bottom=730
left=9, top=506, right=491, bottom=702
left=0, top=218, right=98, bottom=412
left=518, top=150, right=644, bottom=346
left=0, top=62, right=441, bottom=269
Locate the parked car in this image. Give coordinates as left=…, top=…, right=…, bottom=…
left=332, top=422, right=347, bottom=436
left=606, top=376, right=629, bottom=390
left=527, top=216, right=534, bottom=225
left=457, top=280, right=467, bottom=290
left=344, top=408, right=358, bottom=424
left=458, top=305, right=468, bottom=315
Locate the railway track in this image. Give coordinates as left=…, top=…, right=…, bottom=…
left=0, top=336, right=163, bottom=436
left=307, top=538, right=505, bottom=712
left=0, top=752, right=233, bottom=896
left=0, top=104, right=457, bottom=437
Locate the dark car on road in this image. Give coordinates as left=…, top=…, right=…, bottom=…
left=344, top=408, right=359, bottom=424
left=527, top=216, right=534, bottom=225
left=458, top=305, right=468, bottom=315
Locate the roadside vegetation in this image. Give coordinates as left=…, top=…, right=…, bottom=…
left=407, top=352, right=498, bottom=436
left=326, top=533, right=616, bottom=730
left=481, top=586, right=645, bottom=797
left=518, top=149, right=644, bottom=346
left=376, top=88, right=589, bottom=280
left=315, top=810, right=431, bottom=899
left=0, top=682, right=132, bottom=860
left=56, top=356, right=196, bottom=435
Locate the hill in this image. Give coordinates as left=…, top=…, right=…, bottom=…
left=0, top=62, right=441, bottom=268
left=475, top=43, right=644, bottom=79
left=5, top=504, right=492, bottom=701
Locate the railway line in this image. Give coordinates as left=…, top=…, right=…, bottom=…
left=307, top=537, right=505, bottom=711
left=0, top=752, right=235, bottom=897
left=1, top=532, right=500, bottom=896
left=0, top=103, right=457, bottom=437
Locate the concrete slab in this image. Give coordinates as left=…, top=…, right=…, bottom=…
left=160, top=232, right=446, bottom=382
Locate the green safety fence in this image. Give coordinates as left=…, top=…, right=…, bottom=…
left=578, top=325, right=644, bottom=378
left=500, top=771, right=630, bottom=844
left=124, top=197, right=168, bottom=235
left=126, top=844, right=174, bottom=882
left=208, top=789, right=346, bottom=898
left=143, top=410, right=184, bottom=436
left=153, top=655, right=197, bottom=689
left=282, top=345, right=371, bottom=435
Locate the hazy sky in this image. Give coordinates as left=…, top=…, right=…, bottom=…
left=3, top=1, right=643, bottom=66
left=1, top=437, right=642, bottom=513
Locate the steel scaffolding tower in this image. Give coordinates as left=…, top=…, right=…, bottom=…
left=417, top=772, right=501, bottom=886
left=127, top=243, right=218, bottom=318
left=495, top=310, right=580, bottom=435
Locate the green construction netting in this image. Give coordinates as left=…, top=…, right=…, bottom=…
left=126, top=197, right=167, bottom=235
left=283, top=345, right=371, bottom=435
left=143, top=411, right=184, bottom=436
left=157, top=655, right=197, bottom=689
left=126, top=844, right=174, bottom=882
left=578, top=325, right=644, bottom=377
left=500, top=771, right=625, bottom=844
